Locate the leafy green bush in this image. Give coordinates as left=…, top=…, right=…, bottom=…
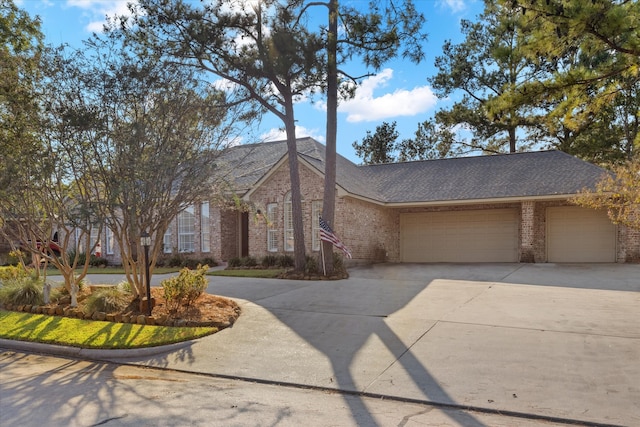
left=261, top=254, right=279, bottom=268
left=161, top=265, right=208, bottom=314
left=304, top=255, right=319, bottom=274
left=67, top=249, right=86, bottom=266
left=277, top=254, right=294, bottom=268
left=0, top=264, right=29, bottom=283
left=83, top=285, right=131, bottom=314
left=183, top=258, right=201, bottom=269
left=6, top=250, right=26, bottom=266
left=201, top=256, right=217, bottom=267
left=167, top=254, right=187, bottom=268
left=242, top=256, right=257, bottom=267
left=228, top=257, right=242, bottom=268
left=0, top=276, right=44, bottom=306
left=332, top=252, right=346, bottom=274
left=89, top=256, right=109, bottom=267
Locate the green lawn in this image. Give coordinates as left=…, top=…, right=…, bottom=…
left=208, top=269, right=285, bottom=278
left=45, top=266, right=180, bottom=276
left=0, top=310, right=216, bottom=349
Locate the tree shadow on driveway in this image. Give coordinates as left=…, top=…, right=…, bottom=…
left=117, top=264, right=519, bottom=426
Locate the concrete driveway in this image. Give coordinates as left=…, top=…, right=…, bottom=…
left=27, top=263, right=640, bottom=426
left=85, top=262, right=638, bottom=427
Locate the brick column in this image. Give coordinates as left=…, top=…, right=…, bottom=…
left=520, top=201, right=535, bottom=262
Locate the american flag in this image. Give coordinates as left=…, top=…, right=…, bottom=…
left=319, top=216, right=352, bottom=259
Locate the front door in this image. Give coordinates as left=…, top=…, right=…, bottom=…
left=240, top=212, right=249, bottom=257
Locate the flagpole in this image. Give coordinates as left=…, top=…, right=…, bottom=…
left=321, top=241, right=327, bottom=276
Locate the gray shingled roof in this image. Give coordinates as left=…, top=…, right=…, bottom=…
left=217, top=138, right=609, bottom=204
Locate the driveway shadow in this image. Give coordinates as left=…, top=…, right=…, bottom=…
left=121, top=264, right=522, bottom=426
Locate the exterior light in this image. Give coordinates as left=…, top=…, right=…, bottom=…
left=140, top=231, right=152, bottom=316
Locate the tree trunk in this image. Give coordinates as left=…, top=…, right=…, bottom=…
left=322, top=0, right=339, bottom=274
left=508, top=126, right=516, bottom=153
left=283, top=99, right=306, bottom=271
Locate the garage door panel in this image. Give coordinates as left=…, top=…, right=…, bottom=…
left=547, top=207, right=616, bottom=262
left=401, top=209, right=518, bottom=263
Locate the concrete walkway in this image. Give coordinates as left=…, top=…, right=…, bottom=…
left=7, top=263, right=640, bottom=426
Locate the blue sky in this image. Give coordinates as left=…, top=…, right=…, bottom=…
left=17, top=0, right=483, bottom=163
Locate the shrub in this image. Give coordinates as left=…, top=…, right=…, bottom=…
left=333, top=252, right=346, bottom=273
left=201, top=257, right=217, bottom=267
left=89, top=256, right=109, bottom=267
left=261, top=254, right=279, bottom=268
left=304, top=255, right=319, bottom=274
left=228, top=257, right=242, bottom=268
left=67, top=250, right=86, bottom=266
left=161, top=265, right=208, bottom=314
left=167, top=254, right=187, bottom=268
left=0, top=264, right=29, bottom=283
left=277, top=254, right=294, bottom=268
left=183, top=258, right=201, bottom=269
left=0, top=276, right=44, bottom=306
left=83, top=285, right=131, bottom=314
left=7, top=250, right=26, bottom=266
left=242, top=256, right=257, bottom=267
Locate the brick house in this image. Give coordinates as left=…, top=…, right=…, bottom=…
left=100, top=137, right=638, bottom=265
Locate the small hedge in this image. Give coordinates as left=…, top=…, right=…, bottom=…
left=161, top=265, right=208, bottom=314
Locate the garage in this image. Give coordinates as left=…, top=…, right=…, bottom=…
left=547, top=206, right=616, bottom=262
left=400, top=208, right=519, bottom=262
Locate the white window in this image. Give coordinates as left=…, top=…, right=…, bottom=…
left=312, top=201, right=322, bottom=251
left=163, top=224, right=173, bottom=254
left=201, top=202, right=210, bottom=253
left=105, top=227, right=114, bottom=255
left=76, top=228, right=99, bottom=255
left=267, top=203, right=278, bottom=252
left=284, top=192, right=293, bottom=252
left=178, top=205, right=195, bottom=252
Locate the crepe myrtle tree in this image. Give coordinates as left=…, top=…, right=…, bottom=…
left=0, top=138, right=105, bottom=306
left=0, top=4, right=101, bottom=305
left=44, top=31, right=245, bottom=299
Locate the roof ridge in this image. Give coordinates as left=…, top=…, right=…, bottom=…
left=360, top=149, right=563, bottom=168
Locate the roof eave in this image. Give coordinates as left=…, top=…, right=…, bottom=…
left=383, top=193, right=579, bottom=207
left=338, top=192, right=579, bottom=207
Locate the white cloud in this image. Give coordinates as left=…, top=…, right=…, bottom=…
left=438, top=0, right=468, bottom=13
left=338, top=69, right=438, bottom=123
left=66, top=0, right=135, bottom=33
left=260, top=126, right=325, bottom=143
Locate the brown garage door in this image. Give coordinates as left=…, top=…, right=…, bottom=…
left=547, top=206, right=616, bottom=262
left=400, top=209, right=519, bottom=262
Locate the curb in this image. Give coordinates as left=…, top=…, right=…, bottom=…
left=0, top=338, right=192, bottom=359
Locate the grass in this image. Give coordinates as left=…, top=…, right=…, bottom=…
left=46, top=266, right=179, bottom=276
left=0, top=310, right=216, bottom=349
left=208, top=269, right=285, bottom=278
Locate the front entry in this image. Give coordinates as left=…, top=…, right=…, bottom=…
left=240, top=211, right=249, bottom=257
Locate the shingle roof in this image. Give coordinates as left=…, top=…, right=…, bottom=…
left=360, top=150, right=609, bottom=203
left=217, top=138, right=609, bottom=204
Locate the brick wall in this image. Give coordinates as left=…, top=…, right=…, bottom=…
left=248, top=161, right=326, bottom=258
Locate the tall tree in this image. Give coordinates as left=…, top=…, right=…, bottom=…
left=496, top=0, right=640, bottom=156
left=127, top=0, right=426, bottom=272
left=43, top=33, right=239, bottom=298
left=127, top=0, right=326, bottom=271
left=0, top=0, right=43, bottom=204
left=425, top=0, right=553, bottom=156
left=352, top=121, right=399, bottom=164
